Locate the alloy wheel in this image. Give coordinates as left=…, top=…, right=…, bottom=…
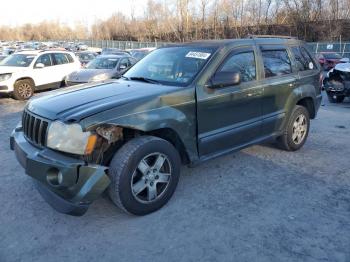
left=17, top=83, right=32, bottom=99
left=292, top=114, right=307, bottom=145
left=131, top=153, right=172, bottom=203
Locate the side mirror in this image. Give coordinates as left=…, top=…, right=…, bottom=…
left=119, top=64, right=127, bottom=70
left=209, top=72, right=241, bottom=88
left=35, top=63, right=45, bottom=69
left=112, top=73, right=121, bottom=79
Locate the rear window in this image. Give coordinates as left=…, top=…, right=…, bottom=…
left=262, top=49, right=292, bottom=78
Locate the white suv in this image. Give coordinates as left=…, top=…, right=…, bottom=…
left=0, top=50, right=81, bottom=100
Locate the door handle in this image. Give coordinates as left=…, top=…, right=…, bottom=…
left=247, top=91, right=261, bottom=97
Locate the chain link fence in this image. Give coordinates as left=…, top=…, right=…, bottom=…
left=75, top=39, right=169, bottom=49
left=307, top=42, right=350, bottom=58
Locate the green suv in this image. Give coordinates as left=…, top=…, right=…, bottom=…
left=10, top=37, right=322, bottom=216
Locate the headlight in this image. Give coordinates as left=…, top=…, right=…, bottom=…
left=47, top=121, right=97, bottom=155
left=91, top=73, right=109, bottom=81
left=0, top=73, right=12, bottom=81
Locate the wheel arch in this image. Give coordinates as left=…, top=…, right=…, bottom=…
left=146, top=127, right=190, bottom=165
left=90, top=124, right=192, bottom=166
left=15, top=77, right=36, bottom=87
left=296, top=96, right=316, bottom=119
left=117, top=126, right=191, bottom=165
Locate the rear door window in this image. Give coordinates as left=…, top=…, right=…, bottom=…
left=52, top=53, right=69, bottom=65
left=261, top=49, right=292, bottom=78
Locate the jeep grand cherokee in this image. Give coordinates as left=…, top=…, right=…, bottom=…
left=11, top=37, right=322, bottom=216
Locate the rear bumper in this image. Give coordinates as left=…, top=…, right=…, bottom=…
left=10, top=125, right=110, bottom=216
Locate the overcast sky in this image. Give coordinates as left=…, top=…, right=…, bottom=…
left=0, top=0, right=146, bottom=27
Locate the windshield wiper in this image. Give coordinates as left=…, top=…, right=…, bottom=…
left=129, top=77, right=161, bottom=84
left=121, top=75, right=130, bottom=80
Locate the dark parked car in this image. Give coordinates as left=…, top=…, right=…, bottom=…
left=323, top=62, right=350, bottom=103
left=316, top=52, right=342, bottom=70
left=11, top=36, right=322, bottom=216
left=0, top=55, right=7, bottom=62
left=65, top=55, right=136, bottom=86
left=75, top=51, right=98, bottom=66
left=130, top=48, right=155, bottom=61
left=2, top=47, right=16, bottom=56
left=101, top=48, right=130, bottom=56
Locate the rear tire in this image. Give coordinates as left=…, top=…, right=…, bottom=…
left=12, top=79, right=34, bottom=100
left=276, top=105, right=310, bottom=151
left=108, top=136, right=181, bottom=215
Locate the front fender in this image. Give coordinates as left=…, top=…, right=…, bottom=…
left=81, top=88, right=198, bottom=162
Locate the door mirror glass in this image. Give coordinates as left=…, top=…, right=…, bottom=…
left=119, top=64, right=127, bottom=70
left=35, top=63, right=45, bottom=69
left=112, top=73, right=122, bottom=79
left=209, top=72, right=241, bottom=88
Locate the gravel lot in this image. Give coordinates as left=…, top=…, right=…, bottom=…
left=0, top=93, right=349, bottom=262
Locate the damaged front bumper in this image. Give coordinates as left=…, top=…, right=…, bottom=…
left=324, top=82, right=350, bottom=96
left=10, top=125, right=110, bottom=216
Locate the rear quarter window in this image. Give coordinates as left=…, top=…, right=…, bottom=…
left=300, top=47, right=316, bottom=69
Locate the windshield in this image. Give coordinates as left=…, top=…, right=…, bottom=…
left=0, top=54, right=35, bottom=67
left=86, top=57, right=119, bottom=69
left=323, top=53, right=342, bottom=59
left=124, top=46, right=217, bottom=86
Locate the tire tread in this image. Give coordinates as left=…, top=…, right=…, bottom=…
left=108, top=136, right=166, bottom=214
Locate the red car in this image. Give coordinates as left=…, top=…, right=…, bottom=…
left=316, top=52, right=342, bottom=70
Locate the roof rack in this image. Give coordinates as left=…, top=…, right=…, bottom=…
left=39, top=48, right=67, bottom=52
left=247, top=34, right=297, bottom=40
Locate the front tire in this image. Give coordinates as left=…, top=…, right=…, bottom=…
left=277, top=105, right=310, bottom=151
left=12, top=79, right=34, bottom=100
left=108, top=136, right=181, bottom=215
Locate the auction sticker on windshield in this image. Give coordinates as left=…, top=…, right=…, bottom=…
left=185, top=51, right=211, bottom=60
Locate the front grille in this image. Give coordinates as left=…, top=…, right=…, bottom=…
left=22, top=110, right=49, bottom=147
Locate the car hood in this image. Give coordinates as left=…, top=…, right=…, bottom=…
left=67, top=69, right=113, bottom=82
left=334, top=62, right=350, bottom=72
left=27, top=80, right=179, bottom=122
left=325, top=58, right=340, bottom=62
left=0, top=66, right=27, bottom=74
